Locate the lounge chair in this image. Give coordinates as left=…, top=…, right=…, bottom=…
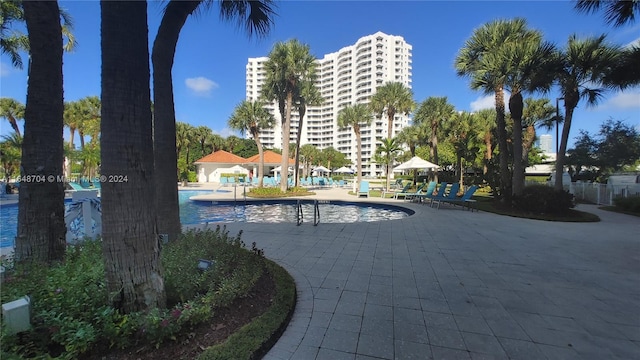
left=403, top=182, right=427, bottom=202
left=393, top=183, right=413, bottom=199
left=435, top=185, right=479, bottom=210
left=412, top=181, right=438, bottom=203
left=357, top=181, right=369, bottom=197
left=430, top=183, right=461, bottom=208
left=220, top=177, right=228, bottom=187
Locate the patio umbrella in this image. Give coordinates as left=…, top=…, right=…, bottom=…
left=393, top=156, right=439, bottom=172
left=312, top=165, right=331, bottom=174
left=333, top=166, right=354, bottom=174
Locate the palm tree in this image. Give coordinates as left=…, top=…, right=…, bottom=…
left=0, top=97, right=25, bottom=136
left=375, top=137, right=403, bottom=191
left=77, top=96, right=101, bottom=146
left=194, top=125, right=213, bottom=155
left=63, top=101, right=78, bottom=148
left=0, top=132, right=22, bottom=182
left=455, top=18, right=533, bottom=201
left=262, top=39, right=317, bottom=192
left=0, top=1, right=76, bottom=69
left=369, top=82, right=415, bottom=140
left=474, top=109, right=497, bottom=175
left=574, top=0, right=640, bottom=27
left=15, top=1, right=66, bottom=263
left=338, top=104, right=373, bottom=189
left=152, top=0, right=275, bottom=241
left=101, top=0, right=165, bottom=312
left=553, top=34, right=622, bottom=191
left=445, top=112, right=481, bottom=187
left=412, top=96, right=455, bottom=182
left=228, top=100, right=275, bottom=187
left=396, top=125, right=423, bottom=184
left=293, top=78, right=323, bottom=186
left=500, top=24, right=556, bottom=196
left=522, top=98, right=556, bottom=164
left=299, top=143, right=319, bottom=178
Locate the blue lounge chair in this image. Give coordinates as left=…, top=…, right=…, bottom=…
left=430, top=183, right=461, bottom=208
left=220, top=177, right=228, bottom=186
left=358, top=181, right=369, bottom=197
left=436, top=185, right=479, bottom=210
left=393, top=182, right=413, bottom=199
left=412, top=181, right=438, bottom=203
left=403, top=182, right=428, bottom=202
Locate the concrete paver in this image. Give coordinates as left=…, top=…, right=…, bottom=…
left=3, top=183, right=639, bottom=359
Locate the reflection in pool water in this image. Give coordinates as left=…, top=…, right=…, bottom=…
left=0, top=190, right=411, bottom=248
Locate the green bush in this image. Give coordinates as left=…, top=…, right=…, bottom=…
left=613, top=196, right=640, bottom=213
left=249, top=186, right=311, bottom=198
left=1, top=227, right=269, bottom=358
left=513, top=184, right=575, bottom=215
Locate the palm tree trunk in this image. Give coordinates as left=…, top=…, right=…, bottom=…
left=510, top=93, right=525, bottom=196
left=294, top=106, right=306, bottom=187
left=458, top=155, right=464, bottom=186
left=8, top=115, right=21, bottom=136
left=431, top=130, right=439, bottom=183
left=484, top=131, right=492, bottom=175
left=356, top=131, right=363, bottom=188
left=101, top=0, right=165, bottom=313
left=494, top=87, right=511, bottom=202
left=387, top=109, right=395, bottom=139
left=152, top=1, right=199, bottom=241
left=280, top=92, right=293, bottom=192
left=17, top=0, right=66, bottom=263
left=555, top=95, right=577, bottom=191
left=522, top=125, right=536, bottom=165
left=254, top=131, right=265, bottom=187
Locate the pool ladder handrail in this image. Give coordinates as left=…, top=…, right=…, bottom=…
left=297, top=200, right=320, bottom=226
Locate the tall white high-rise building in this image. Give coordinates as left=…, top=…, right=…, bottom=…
left=538, top=134, right=553, bottom=153
left=246, top=31, right=412, bottom=176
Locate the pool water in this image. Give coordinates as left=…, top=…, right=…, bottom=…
left=0, top=190, right=410, bottom=248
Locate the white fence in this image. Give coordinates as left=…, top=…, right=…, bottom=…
left=525, top=181, right=640, bottom=205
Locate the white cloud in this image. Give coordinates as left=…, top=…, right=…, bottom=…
left=469, top=92, right=509, bottom=112
left=606, top=91, right=640, bottom=109
left=214, top=127, right=237, bottom=138
left=185, top=77, right=218, bottom=96
left=624, top=37, right=640, bottom=48
left=0, top=61, right=11, bottom=77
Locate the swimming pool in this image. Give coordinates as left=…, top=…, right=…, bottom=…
left=0, top=190, right=411, bottom=248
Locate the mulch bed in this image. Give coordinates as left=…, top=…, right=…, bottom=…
left=82, top=271, right=276, bottom=360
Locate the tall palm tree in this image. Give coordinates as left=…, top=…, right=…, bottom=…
left=553, top=34, right=622, bottom=191
left=500, top=24, right=556, bottom=196
left=101, top=0, right=165, bottom=312
left=369, top=82, right=415, bottom=140
left=0, top=97, right=25, bottom=136
left=293, top=78, right=323, bottom=186
left=153, top=0, right=275, bottom=241
left=299, top=143, right=319, bottom=178
left=474, top=108, right=497, bottom=175
left=262, top=39, right=317, bottom=192
left=338, top=104, right=373, bottom=189
left=77, top=96, right=101, bottom=146
left=15, top=0, right=66, bottom=263
left=455, top=18, right=533, bottom=201
left=194, top=125, right=213, bottom=156
left=228, top=100, right=275, bottom=187
left=412, top=97, right=455, bottom=183
left=574, top=0, right=640, bottom=27
left=376, top=137, right=403, bottom=191
left=63, top=101, right=78, bottom=148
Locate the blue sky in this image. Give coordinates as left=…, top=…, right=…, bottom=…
left=1, top=0, right=639, bottom=150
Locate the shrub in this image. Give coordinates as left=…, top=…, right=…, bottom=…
left=1, top=227, right=268, bottom=358
left=249, top=186, right=312, bottom=198
left=513, top=184, right=575, bottom=215
left=613, top=196, right=640, bottom=214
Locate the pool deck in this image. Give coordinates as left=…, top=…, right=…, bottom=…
left=181, top=183, right=640, bottom=360
left=3, top=184, right=640, bottom=359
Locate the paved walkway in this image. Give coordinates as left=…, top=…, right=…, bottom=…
left=4, top=184, right=640, bottom=359
left=188, top=184, right=640, bottom=360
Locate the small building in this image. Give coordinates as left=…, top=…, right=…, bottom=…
left=193, top=150, right=249, bottom=183
left=245, top=150, right=295, bottom=179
